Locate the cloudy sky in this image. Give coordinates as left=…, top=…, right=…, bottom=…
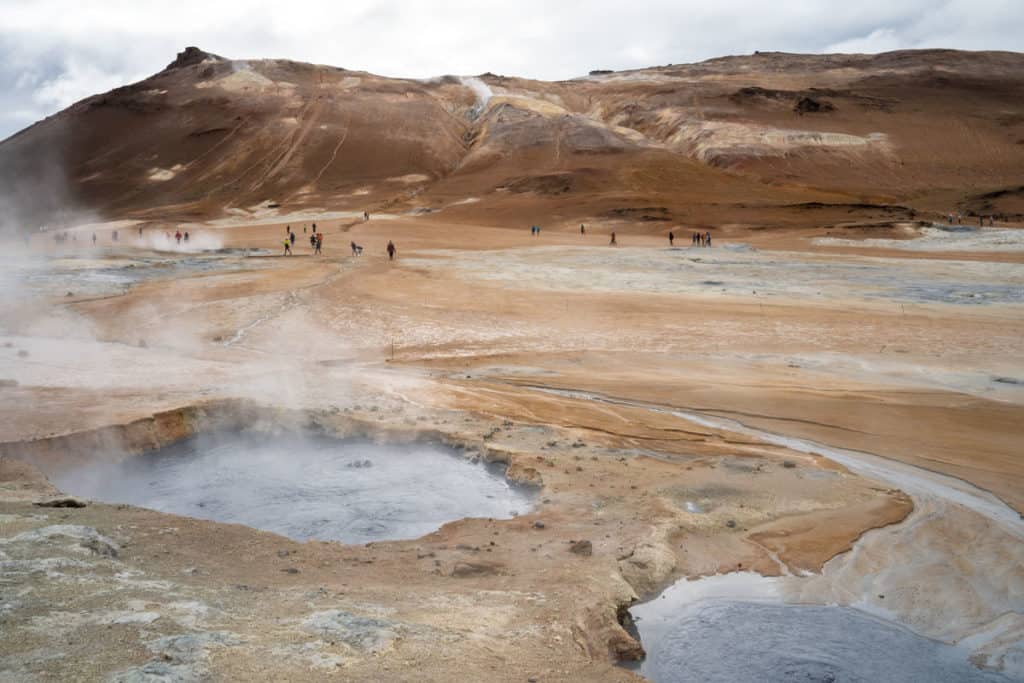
left=2, top=0, right=1022, bottom=139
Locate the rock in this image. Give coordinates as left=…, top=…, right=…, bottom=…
left=794, top=96, right=835, bottom=114
left=34, top=498, right=88, bottom=508
left=726, top=519, right=737, bottom=528
left=0, top=379, right=18, bottom=388
left=303, top=610, right=397, bottom=652
left=276, top=549, right=291, bottom=558
left=506, top=462, right=543, bottom=487
left=618, top=542, right=676, bottom=595
left=165, top=46, right=222, bottom=71
left=533, top=521, right=546, bottom=530
left=9, top=524, right=119, bottom=551
left=81, top=537, right=119, bottom=558
left=782, top=460, right=797, bottom=468
left=569, top=540, right=593, bottom=556
left=281, top=567, right=300, bottom=574
left=450, top=561, right=502, bottom=577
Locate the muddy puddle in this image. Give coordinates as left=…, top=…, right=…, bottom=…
left=626, top=573, right=1012, bottom=683
left=2, top=249, right=271, bottom=299
left=52, top=432, right=533, bottom=544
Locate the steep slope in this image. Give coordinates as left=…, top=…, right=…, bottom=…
left=2, top=47, right=1023, bottom=231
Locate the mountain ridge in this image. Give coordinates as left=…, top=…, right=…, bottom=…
left=2, top=46, right=1023, bottom=231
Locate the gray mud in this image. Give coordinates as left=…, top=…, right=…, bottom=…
left=53, top=433, right=533, bottom=544
left=629, top=597, right=1013, bottom=682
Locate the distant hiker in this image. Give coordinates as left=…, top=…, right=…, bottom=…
left=112, top=230, right=119, bottom=241
left=364, top=211, right=370, bottom=221
left=283, top=238, right=292, bottom=255
left=310, top=233, right=317, bottom=249
left=183, top=232, right=189, bottom=243
left=580, top=224, right=586, bottom=235
left=351, top=241, right=363, bottom=256
left=286, top=225, right=291, bottom=234
left=303, top=225, right=307, bottom=233
left=704, top=231, right=712, bottom=247
left=138, top=226, right=143, bottom=237
left=314, top=234, right=322, bottom=255
left=92, top=233, right=96, bottom=245
left=175, top=230, right=182, bottom=244
left=669, top=231, right=675, bottom=246
left=312, top=222, right=317, bottom=234
left=609, top=232, right=617, bottom=246
left=387, top=240, right=396, bottom=261
left=290, top=231, right=296, bottom=246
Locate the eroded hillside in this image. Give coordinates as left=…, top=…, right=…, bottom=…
left=3, top=47, right=1023, bottom=229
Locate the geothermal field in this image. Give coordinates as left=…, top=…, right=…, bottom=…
left=1, top=46, right=1023, bottom=681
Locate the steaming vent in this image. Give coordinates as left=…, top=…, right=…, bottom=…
left=460, top=76, right=494, bottom=121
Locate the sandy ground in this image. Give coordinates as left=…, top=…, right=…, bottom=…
left=1, top=213, right=1022, bottom=680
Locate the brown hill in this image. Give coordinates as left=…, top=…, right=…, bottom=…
left=3, top=46, right=1024, bottom=230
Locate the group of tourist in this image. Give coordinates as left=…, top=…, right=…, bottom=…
left=284, top=224, right=324, bottom=255
left=948, top=212, right=998, bottom=227
left=281, top=223, right=395, bottom=261
left=538, top=223, right=715, bottom=248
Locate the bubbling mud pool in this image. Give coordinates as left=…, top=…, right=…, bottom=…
left=52, top=433, right=533, bottom=544
left=626, top=574, right=1014, bottom=683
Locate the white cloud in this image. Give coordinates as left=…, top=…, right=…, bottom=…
left=30, top=58, right=144, bottom=112
left=826, top=28, right=905, bottom=54
left=0, top=0, right=1022, bottom=139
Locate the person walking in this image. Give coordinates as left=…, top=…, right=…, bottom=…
left=387, top=240, right=396, bottom=261
left=704, top=231, right=712, bottom=247
left=609, top=232, right=617, bottom=246
left=669, top=231, right=674, bottom=246
left=283, top=237, right=292, bottom=255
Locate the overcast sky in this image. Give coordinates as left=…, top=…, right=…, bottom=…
left=2, top=0, right=1022, bottom=139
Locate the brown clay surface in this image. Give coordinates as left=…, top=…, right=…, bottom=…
left=1, top=47, right=1023, bottom=681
